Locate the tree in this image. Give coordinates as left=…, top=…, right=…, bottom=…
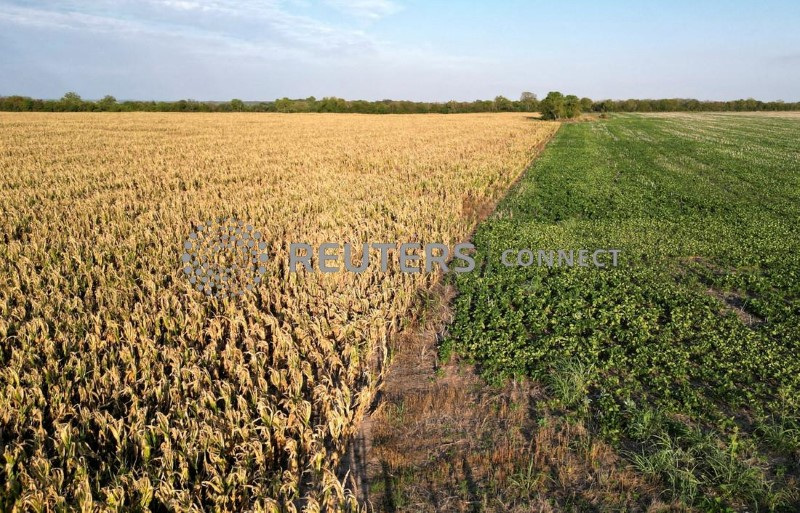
left=519, top=91, right=538, bottom=112
left=275, top=97, right=293, bottom=113
left=60, top=91, right=83, bottom=111
left=592, top=99, right=613, bottom=113
left=317, top=97, right=346, bottom=113
left=98, top=95, right=117, bottom=111
left=230, top=98, right=245, bottom=112
left=564, top=95, right=581, bottom=118
left=493, top=95, right=513, bottom=112
left=579, top=97, right=593, bottom=112
left=539, top=91, right=565, bottom=120
left=0, top=95, right=33, bottom=111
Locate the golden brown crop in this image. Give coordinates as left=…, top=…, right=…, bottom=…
left=0, top=112, right=557, bottom=512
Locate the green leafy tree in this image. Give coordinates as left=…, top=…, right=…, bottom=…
left=564, top=95, right=581, bottom=118
left=98, top=95, right=117, bottom=111
left=494, top=95, right=513, bottom=112
left=60, top=91, right=83, bottom=111
left=230, top=98, right=245, bottom=112
left=0, top=95, right=34, bottom=111
left=317, top=97, right=347, bottom=113
left=275, top=97, right=293, bottom=112
left=539, top=91, right=565, bottom=120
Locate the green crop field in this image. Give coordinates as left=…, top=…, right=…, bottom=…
left=443, top=113, right=800, bottom=511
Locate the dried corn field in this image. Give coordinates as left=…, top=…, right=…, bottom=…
left=0, top=112, right=557, bottom=512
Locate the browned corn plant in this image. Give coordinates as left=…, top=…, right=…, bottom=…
left=0, top=112, right=557, bottom=512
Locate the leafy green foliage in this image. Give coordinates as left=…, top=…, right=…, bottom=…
left=539, top=91, right=566, bottom=120
left=445, top=113, right=800, bottom=510
left=4, top=93, right=800, bottom=114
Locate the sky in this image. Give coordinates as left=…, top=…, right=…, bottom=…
left=1, top=0, right=799, bottom=102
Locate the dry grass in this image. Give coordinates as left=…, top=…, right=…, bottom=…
left=0, top=112, right=557, bottom=511
left=356, top=288, right=690, bottom=513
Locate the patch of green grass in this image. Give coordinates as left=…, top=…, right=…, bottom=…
left=546, top=358, right=594, bottom=410
left=507, top=459, right=547, bottom=500
left=385, top=400, right=407, bottom=427
left=445, top=114, right=800, bottom=510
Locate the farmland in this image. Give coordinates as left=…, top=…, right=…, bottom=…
left=2, top=110, right=799, bottom=513
left=0, top=113, right=557, bottom=512
left=444, top=113, right=800, bottom=510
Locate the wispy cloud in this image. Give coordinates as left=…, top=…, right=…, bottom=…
left=0, top=0, right=494, bottom=101
left=0, top=0, right=380, bottom=57
left=323, top=0, right=401, bottom=20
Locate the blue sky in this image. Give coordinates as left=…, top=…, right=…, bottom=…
left=1, top=0, right=798, bottom=101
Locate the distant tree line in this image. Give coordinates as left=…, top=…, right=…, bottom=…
left=0, top=92, right=540, bottom=114
left=1, top=91, right=797, bottom=115
left=587, top=97, right=800, bottom=113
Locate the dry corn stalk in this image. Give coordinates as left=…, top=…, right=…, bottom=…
left=0, top=112, right=557, bottom=512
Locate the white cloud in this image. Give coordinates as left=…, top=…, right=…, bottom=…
left=0, top=0, right=490, bottom=101
left=323, top=0, right=401, bottom=19
left=0, top=0, right=380, bottom=57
